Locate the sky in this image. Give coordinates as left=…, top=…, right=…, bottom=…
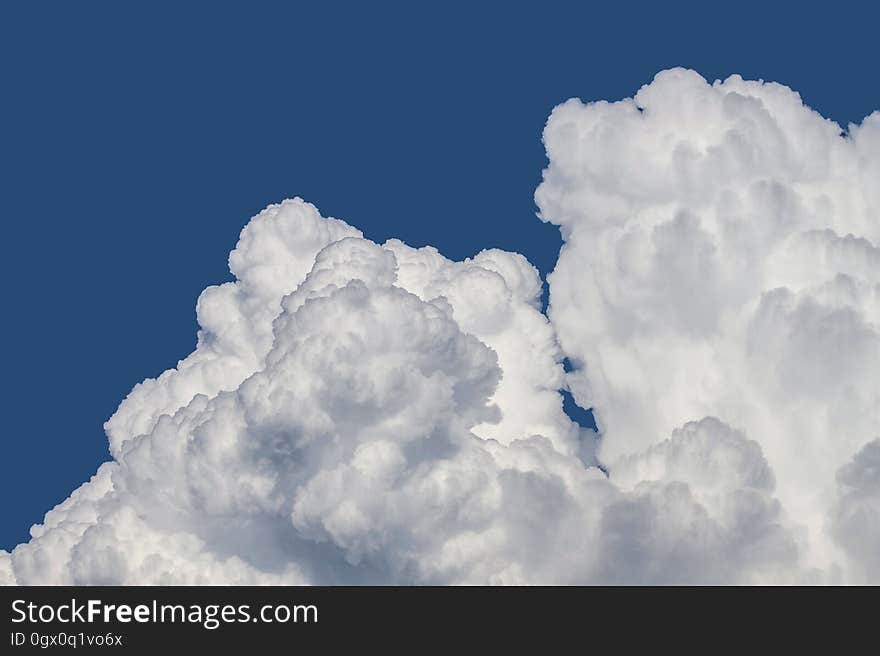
left=1, top=2, right=878, bottom=557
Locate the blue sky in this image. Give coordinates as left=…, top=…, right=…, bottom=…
left=1, top=2, right=877, bottom=550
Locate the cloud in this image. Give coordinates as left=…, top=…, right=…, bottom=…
left=1, top=69, right=877, bottom=584
left=831, top=439, right=880, bottom=582
left=104, top=199, right=362, bottom=458
left=1, top=201, right=601, bottom=584
left=537, top=68, right=879, bottom=580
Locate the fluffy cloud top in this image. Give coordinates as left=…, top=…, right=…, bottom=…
left=537, top=68, right=879, bottom=578
left=1, top=69, right=877, bottom=584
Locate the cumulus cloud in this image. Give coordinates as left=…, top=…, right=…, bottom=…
left=1, top=200, right=599, bottom=584
left=537, top=68, right=879, bottom=580
left=1, top=69, right=876, bottom=584
left=831, top=440, right=880, bottom=582
left=104, top=199, right=362, bottom=457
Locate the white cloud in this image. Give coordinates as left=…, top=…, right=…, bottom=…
left=537, top=68, right=879, bottom=580
left=104, top=199, right=362, bottom=457
left=2, top=202, right=604, bottom=584
left=831, top=439, right=880, bottom=582
left=1, top=69, right=876, bottom=584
